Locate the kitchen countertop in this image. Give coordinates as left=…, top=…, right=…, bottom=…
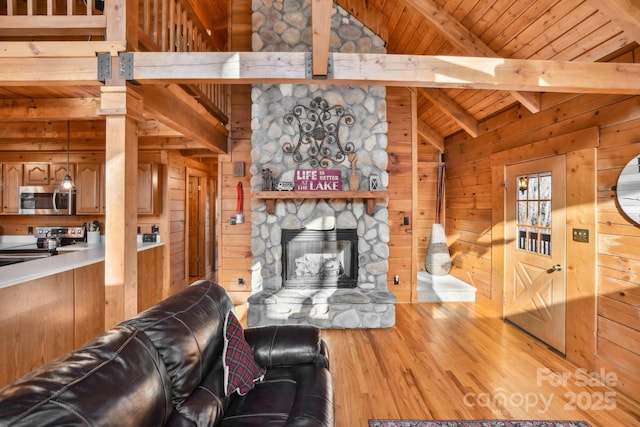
left=0, top=238, right=164, bottom=290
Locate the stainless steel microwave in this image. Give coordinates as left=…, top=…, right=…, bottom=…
left=18, top=185, right=76, bottom=215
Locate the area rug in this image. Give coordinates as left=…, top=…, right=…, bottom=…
left=368, top=421, right=591, bottom=427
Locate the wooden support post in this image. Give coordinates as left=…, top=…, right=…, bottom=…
left=311, top=0, right=332, bottom=77
left=98, top=86, right=144, bottom=328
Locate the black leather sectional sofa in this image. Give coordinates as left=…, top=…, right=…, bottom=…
left=0, top=280, right=334, bottom=426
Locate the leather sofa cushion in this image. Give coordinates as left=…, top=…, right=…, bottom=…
left=219, top=365, right=334, bottom=427
left=167, top=358, right=226, bottom=427
left=0, top=326, right=173, bottom=427
left=245, top=325, right=330, bottom=369
left=122, top=280, right=234, bottom=405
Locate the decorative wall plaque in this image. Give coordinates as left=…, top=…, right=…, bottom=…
left=294, top=169, right=342, bottom=191
left=283, top=97, right=355, bottom=168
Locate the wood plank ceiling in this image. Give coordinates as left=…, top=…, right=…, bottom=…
left=2, top=0, right=640, bottom=152
left=334, top=0, right=640, bottom=141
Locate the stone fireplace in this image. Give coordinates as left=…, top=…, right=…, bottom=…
left=246, top=0, right=396, bottom=328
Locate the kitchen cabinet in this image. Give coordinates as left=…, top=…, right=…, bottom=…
left=137, top=162, right=162, bottom=215
left=23, top=163, right=74, bottom=186
left=76, top=162, right=105, bottom=214
left=23, top=163, right=50, bottom=185
left=76, top=162, right=162, bottom=215
left=138, top=245, right=164, bottom=311
left=2, top=163, right=23, bottom=214
left=51, top=162, right=75, bottom=184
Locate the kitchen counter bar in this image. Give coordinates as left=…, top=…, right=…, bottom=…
left=0, top=242, right=164, bottom=289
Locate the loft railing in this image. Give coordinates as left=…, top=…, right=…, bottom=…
left=137, top=0, right=229, bottom=123
left=0, top=0, right=229, bottom=124
left=0, top=0, right=106, bottom=37
left=1, top=0, right=100, bottom=16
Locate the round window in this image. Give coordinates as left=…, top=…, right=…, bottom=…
left=616, top=154, right=640, bottom=224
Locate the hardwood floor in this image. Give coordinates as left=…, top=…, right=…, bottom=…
left=320, top=302, right=640, bottom=427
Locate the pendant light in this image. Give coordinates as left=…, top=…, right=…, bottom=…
left=61, top=121, right=74, bottom=189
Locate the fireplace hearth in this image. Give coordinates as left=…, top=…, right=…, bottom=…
left=282, top=229, right=358, bottom=289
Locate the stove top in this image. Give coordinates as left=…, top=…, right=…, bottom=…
left=35, top=226, right=86, bottom=248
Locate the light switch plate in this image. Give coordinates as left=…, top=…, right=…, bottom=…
left=572, top=228, right=589, bottom=243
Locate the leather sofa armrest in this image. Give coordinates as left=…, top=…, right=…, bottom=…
left=244, top=325, right=330, bottom=369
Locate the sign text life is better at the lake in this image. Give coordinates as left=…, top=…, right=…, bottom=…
left=294, top=169, right=342, bottom=191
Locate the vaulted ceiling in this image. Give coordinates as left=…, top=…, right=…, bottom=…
left=329, top=0, right=640, bottom=143
left=2, top=0, right=640, bottom=155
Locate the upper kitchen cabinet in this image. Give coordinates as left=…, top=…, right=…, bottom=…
left=51, top=163, right=75, bottom=185
left=75, top=161, right=163, bottom=215
left=138, top=162, right=163, bottom=215
left=23, top=163, right=49, bottom=185
left=76, top=163, right=105, bottom=215
left=23, top=163, right=75, bottom=186
left=2, top=163, right=24, bottom=214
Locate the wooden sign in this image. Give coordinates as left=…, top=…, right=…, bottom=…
left=294, top=169, right=342, bottom=191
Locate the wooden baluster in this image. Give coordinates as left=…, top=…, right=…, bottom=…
left=161, top=0, right=168, bottom=51
left=168, top=0, right=175, bottom=52
left=187, top=19, right=192, bottom=52
left=143, top=0, right=150, bottom=36
left=176, top=1, right=182, bottom=52
left=152, top=0, right=159, bottom=46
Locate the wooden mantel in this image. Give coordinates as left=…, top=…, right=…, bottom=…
left=252, top=190, right=388, bottom=215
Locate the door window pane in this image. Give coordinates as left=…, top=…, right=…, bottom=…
left=515, top=171, right=552, bottom=256
left=528, top=176, right=539, bottom=199
left=540, top=174, right=551, bottom=199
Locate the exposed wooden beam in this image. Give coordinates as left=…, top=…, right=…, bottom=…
left=312, top=0, right=333, bottom=77
left=179, top=149, right=221, bottom=158
left=4, top=52, right=640, bottom=95
left=137, top=120, right=185, bottom=137
left=138, top=139, right=202, bottom=150
left=140, top=84, right=228, bottom=154
left=0, top=57, right=98, bottom=85
left=403, top=0, right=541, bottom=113
left=0, top=121, right=103, bottom=142
left=418, top=88, right=479, bottom=137
left=0, top=41, right=126, bottom=57
left=417, top=120, right=444, bottom=153
left=129, top=52, right=640, bottom=94
left=0, top=98, right=101, bottom=120
left=589, top=0, right=640, bottom=45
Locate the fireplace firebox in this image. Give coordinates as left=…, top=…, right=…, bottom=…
left=282, top=229, right=358, bottom=288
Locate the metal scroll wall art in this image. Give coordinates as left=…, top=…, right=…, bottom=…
left=282, top=96, right=356, bottom=168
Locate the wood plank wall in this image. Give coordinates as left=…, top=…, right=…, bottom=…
left=444, top=48, right=640, bottom=399
left=386, top=87, right=439, bottom=302
left=217, top=0, right=253, bottom=302
left=386, top=87, right=414, bottom=302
